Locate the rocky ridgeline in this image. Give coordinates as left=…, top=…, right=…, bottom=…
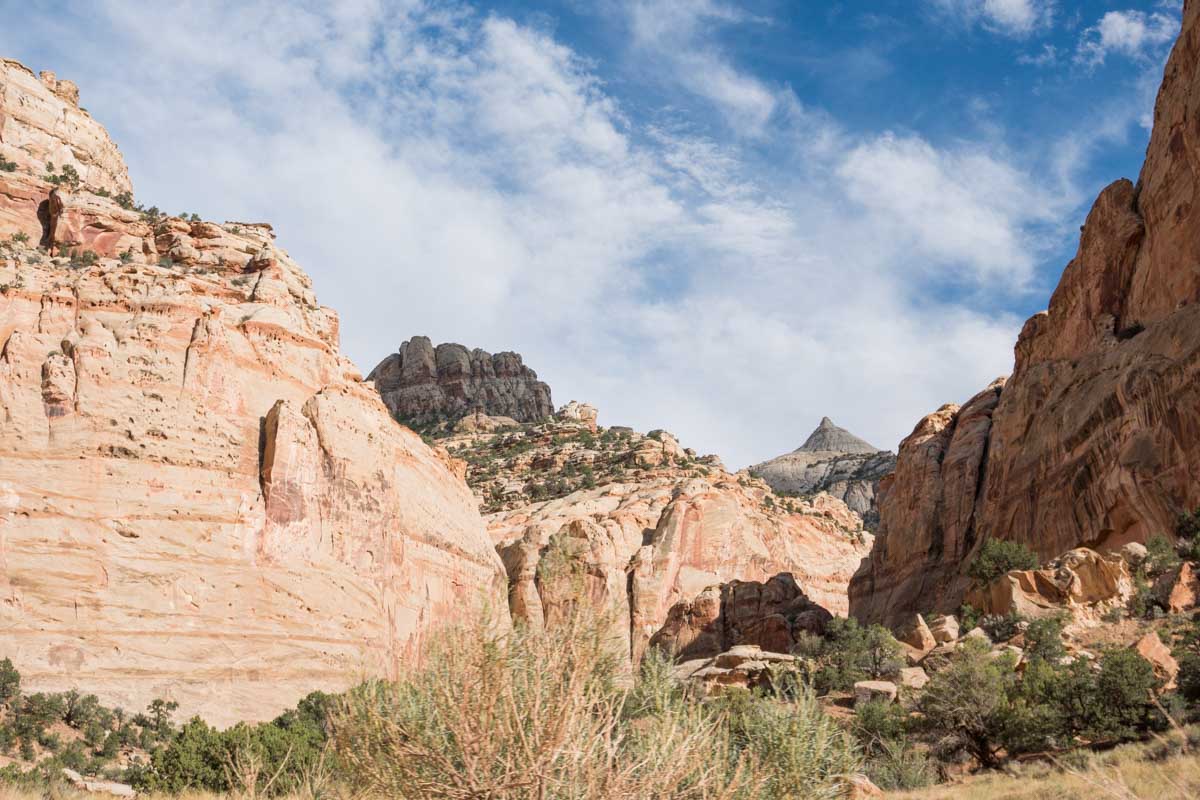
left=369, top=335, right=554, bottom=427
left=749, top=417, right=896, bottom=529
left=431, top=403, right=871, bottom=662
left=851, top=0, right=1200, bottom=627
left=0, top=60, right=508, bottom=725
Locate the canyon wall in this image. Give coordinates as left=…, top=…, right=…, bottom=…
left=0, top=61, right=507, bottom=725
left=851, top=2, right=1200, bottom=626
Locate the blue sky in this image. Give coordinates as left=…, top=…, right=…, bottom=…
left=0, top=0, right=1183, bottom=467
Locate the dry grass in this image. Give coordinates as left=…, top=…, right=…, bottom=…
left=888, top=737, right=1200, bottom=799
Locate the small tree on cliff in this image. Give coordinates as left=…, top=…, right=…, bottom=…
left=967, top=539, right=1039, bottom=584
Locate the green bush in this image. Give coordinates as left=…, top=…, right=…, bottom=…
left=801, top=617, right=905, bottom=695
left=979, top=611, right=1025, bottom=642
left=967, top=539, right=1039, bottom=584
left=1144, top=534, right=1181, bottom=578
left=0, top=155, right=17, bottom=172
left=1022, top=614, right=1067, bottom=663
left=0, top=658, right=19, bottom=701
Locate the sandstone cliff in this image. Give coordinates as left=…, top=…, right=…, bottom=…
left=0, top=60, right=508, bottom=725
left=442, top=405, right=870, bottom=664
left=850, top=2, right=1200, bottom=626
left=749, top=417, right=896, bottom=529
left=369, top=336, right=554, bottom=427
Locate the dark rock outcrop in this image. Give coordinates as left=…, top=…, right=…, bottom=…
left=749, top=417, right=896, bottom=528
left=850, top=3, right=1200, bottom=626
left=369, top=335, right=554, bottom=426
left=649, top=573, right=833, bottom=661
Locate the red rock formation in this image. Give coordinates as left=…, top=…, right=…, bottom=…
left=0, top=60, right=507, bottom=725
left=851, top=3, right=1200, bottom=626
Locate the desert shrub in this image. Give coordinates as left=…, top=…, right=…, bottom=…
left=44, top=163, right=81, bottom=191
left=0, top=155, right=17, bottom=172
left=10, top=232, right=29, bottom=245
left=1090, top=650, right=1162, bottom=739
left=114, top=191, right=135, bottom=210
left=979, top=611, right=1025, bottom=642
left=865, top=739, right=937, bottom=791
left=804, top=617, right=904, bottom=694
left=136, top=691, right=332, bottom=796
left=0, top=658, right=19, bottom=702
left=916, top=638, right=1023, bottom=767
left=957, top=603, right=981, bottom=633
left=1143, top=534, right=1181, bottom=578
left=1023, top=614, right=1067, bottom=663
left=1179, top=652, right=1200, bottom=704
left=967, top=539, right=1039, bottom=584
left=332, top=608, right=861, bottom=800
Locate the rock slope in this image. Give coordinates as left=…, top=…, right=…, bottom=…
left=749, top=417, right=896, bottom=528
left=439, top=405, right=871, bottom=664
left=851, top=3, right=1200, bottom=626
left=0, top=60, right=507, bottom=725
left=369, top=336, right=554, bottom=427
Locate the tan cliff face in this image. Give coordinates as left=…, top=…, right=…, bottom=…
left=0, top=60, right=507, bottom=726
left=451, top=408, right=870, bottom=664
left=851, top=1, right=1200, bottom=626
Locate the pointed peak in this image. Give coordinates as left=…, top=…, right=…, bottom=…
left=798, top=417, right=879, bottom=454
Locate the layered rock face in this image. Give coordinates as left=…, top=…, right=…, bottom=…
left=369, top=336, right=553, bottom=427
left=749, top=417, right=896, bottom=529
left=851, top=2, right=1200, bottom=626
left=476, top=409, right=869, bottom=664
left=0, top=62, right=507, bottom=725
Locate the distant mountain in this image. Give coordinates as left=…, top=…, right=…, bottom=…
left=748, top=418, right=896, bottom=529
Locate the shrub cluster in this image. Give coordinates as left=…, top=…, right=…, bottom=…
left=967, top=538, right=1039, bottom=584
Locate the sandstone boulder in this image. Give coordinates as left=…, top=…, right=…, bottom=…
left=928, top=615, right=960, bottom=644
left=898, top=667, right=930, bottom=690
left=1155, top=562, right=1200, bottom=613
left=854, top=680, right=898, bottom=706
left=963, top=548, right=1132, bottom=620
left=1135, top=631, right=1178, bottom=690
left=895, top=614, right=937, bottom=652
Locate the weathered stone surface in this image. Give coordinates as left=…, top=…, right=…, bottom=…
left=493, top=469, right=866, bottom=663
left=0, top=61, right=508, bottom=726
left=927, top=615, right=960, bottom=644
left=850, top=382, right=1004, bottom=626
left=62, top=768, right=137, bottom=798
left=369, top=336, right=553, bottom=426
left=1135, top=631, right=1178, bottom=689
left=963, top=548, right=1132, bottom=621
left=677, top=645, right=798, bottom=694
left=898, top=667, right=929, bottom=690
left=1156, top=562, right=1200, bottom=613
left=0, top=61, right=131, bottom=197
left=853, top=680, right=898, bottom=705
left=852, top=5, right=1200, bottom=624
left=749, top=417, right=895, bottom=528
left=895, top=614, right=936, bottom=652
left=650, top=573, right=834, bottom=661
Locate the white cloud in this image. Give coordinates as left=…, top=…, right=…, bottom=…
left=0, top=0, right=1097, bottom=468
left=838, top=134, right=1064, bottom=287
left=929, top=0, right=1055, bottom=37
left=621, top=0, right=779, bottom=135
left=1077, top=9, right=1178, bottom=66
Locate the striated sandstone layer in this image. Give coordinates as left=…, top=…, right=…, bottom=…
left=851, top=2, right=1200, bottom=626
left=482, top=412, right=870, bottom=663
left=0, top=62, right=507, bottom=725
left=749, top=417, right=896, bottom=529
left=369, top=336, right=554, bottom=427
